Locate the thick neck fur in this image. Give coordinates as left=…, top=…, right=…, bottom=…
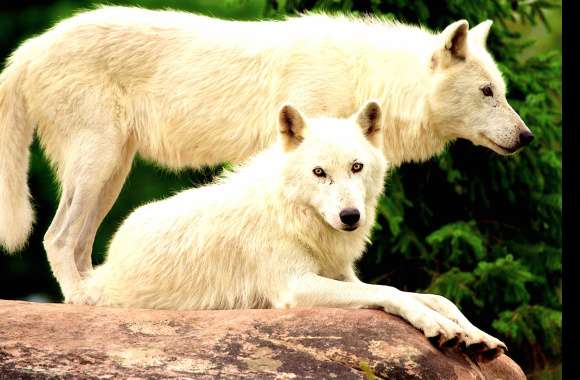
left=380, top=102, right=449, bottom=166
left=343, top=18, right=449, bottom=166
left=282, top=14, right=451, bottom=166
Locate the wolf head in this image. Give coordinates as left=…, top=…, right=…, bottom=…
left=428, top=20, right=533, bottom=155
left=278, top=101, right=388, bottom=232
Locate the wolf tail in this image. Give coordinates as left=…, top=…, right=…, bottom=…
left=0, top=45, right=36, bottom=253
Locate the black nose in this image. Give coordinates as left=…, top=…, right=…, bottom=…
left=519, top=130, right=534, bottom=146
left=339, top=208, right=360, bottom=226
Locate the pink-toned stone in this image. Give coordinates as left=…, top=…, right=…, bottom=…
left=0, top=300, right=525, bottom=379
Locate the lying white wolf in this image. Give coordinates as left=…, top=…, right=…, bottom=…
left=0, top=7, right=531, bottom=309
left=82, top=102, right=506, bottom=358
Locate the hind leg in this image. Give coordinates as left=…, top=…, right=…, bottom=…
left=44, top=129, right=130, bottom=304
left=74, top=139, right=137, bottom=276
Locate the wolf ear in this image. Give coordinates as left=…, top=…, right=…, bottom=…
left=356, top=101, right=382, bottom=148
left=470, top=20, right=493, bottom=47
left=279, top=104, right=306, bottom=151
left=433, top=20, right=469, bottom=67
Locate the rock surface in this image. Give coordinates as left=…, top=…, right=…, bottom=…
left=0, top=300, right=525, bottom=379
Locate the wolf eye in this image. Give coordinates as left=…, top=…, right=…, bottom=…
left=351, top=163, right=364, bottom=173
left=313, top=167, right=326, bottom=177
left=481, top=85, right=493, bottom=97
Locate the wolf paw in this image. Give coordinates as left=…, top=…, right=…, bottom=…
left=63, top=287, right=98, bottom=305
left=412, top=311, right=507, bottom=362
left=460, top=329, right=507, bottom=362
left=421, top=319, right=507, bottom=361
left=414, top=310, right=464, bottom=348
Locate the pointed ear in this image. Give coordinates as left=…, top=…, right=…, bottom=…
left=278, top=104, right=306, bottom=151
left=356, top=101, right=382, bottom=148
left=435, top=20, right=469, bottom=65
left=469, top=20, right=493, bottom=47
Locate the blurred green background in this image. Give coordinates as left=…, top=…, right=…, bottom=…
left=0, top=0, right=561, bottom=378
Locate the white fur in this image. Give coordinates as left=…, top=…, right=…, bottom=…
left=0, top=7, right=529, bottom=305
left=84, top=104, right=506, bottom=355
left=84, top=103, right=387, bottom=309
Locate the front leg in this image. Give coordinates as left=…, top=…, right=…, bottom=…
left=408, top=292, right=507, bottom=360
left=340, top=266, right=506, bottom=360
left=275, top=273, right=463, bottom=347
left=341, top=265, right=363, bottom=283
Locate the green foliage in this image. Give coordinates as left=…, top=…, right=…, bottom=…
left=0, top=0, right=560, bottom=376
left=493, top=305, right=561, bottom=349
left=426, top=221, right=486, bottom=266
left=426, top=268, right=482, bottom=307
left=358, top=360, right=377, bottom=380
left=474, top=255, right=539, bottom=306
left=493, top=304, right=562, bottom=373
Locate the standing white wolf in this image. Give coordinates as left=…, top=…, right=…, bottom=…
left=0, top=8, right=531, bottom=308
left=83, top=102, right=506, bottom=359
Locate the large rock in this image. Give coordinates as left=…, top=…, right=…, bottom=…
left=0, top=300, right=524, bottom=379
